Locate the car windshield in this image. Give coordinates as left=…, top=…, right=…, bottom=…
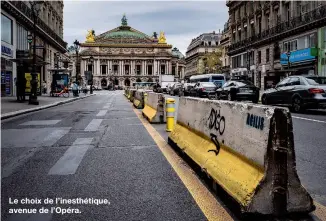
left=235, top=80, right=254, bottom=87
left=202, top=82, right=216, bottom=87
left=212, top=76, right=225, bottom=80
left=305, top=77, right=326, bottom=85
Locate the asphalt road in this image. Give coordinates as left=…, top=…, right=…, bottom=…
left=1, top=91, right=206, bottom=221
left=2, top=90, right=325, bottom=221
left=163, top=94, right=326, bottom=206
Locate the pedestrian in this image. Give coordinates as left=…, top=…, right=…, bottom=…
left=43, top=81, right=47, bottom=94
left=72, top=81, right=78, bottom=97
left=16, top=77, right=22, bottom=102
left=21, top=77, right=27, bottom=101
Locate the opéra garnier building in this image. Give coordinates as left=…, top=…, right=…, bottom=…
left=77, top=15, right=185, bottom=87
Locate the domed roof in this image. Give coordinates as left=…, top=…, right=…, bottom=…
left=104, top=28, right=148, bottom=40
left=172, top=47, right=185, bottom=59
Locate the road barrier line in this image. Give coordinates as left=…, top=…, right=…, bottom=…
left=292, top=116, right=326, bottom=124
left=48, top=138, right=93, bottom=175
left=133, top=108, right=234, bottom=221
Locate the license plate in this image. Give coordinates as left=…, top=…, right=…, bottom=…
left=241, top=89, right=253, bottom=93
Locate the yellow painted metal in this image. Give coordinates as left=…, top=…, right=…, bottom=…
left=142, top=104, right=157, bottom=122
left=144, top=93, right=148, bottom=105
left=133, top=99, right=140, bottom=108
left=166, top=98, right=175, bottom=132
left=169, top=123, right=264, bottom=207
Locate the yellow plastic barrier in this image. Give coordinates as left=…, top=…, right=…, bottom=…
left=166, top=98, right=175, bottom=132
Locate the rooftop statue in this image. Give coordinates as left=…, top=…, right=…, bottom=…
left=158, top=31, right=166, bottom=44
left=86, top=30, right=95, bottom=43
left=121, top=14, right=128, bottom=26
left=153, top=32, right=158, bottom=39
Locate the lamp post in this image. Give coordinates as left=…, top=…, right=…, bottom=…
left=88, top=56, right=94, bottom=94
left=286, top=50, right=291, bottom=72
left=73, top=40, right=80, bottom=84
left=29, top=1, right=43, bottom=105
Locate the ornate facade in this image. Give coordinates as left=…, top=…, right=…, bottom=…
left=75, top=15, right=185, bottom=88
left=227, top=0, right=326, bottom=89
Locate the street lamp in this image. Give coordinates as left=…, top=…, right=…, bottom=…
left=73, top=40, right=80, bottom=84
left=88, top=56, right=94, bottom=94
left=29, top=1, right=43, bottom=105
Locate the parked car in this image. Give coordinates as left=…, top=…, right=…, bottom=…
left=261, top=75, right=326, bottom=112
left=170, top=83, right=183, bottom=96
left=189, top=82, right=217, bottom=98
left=166, top=83, right=175, bottom=95
left=181, top=83, right=195, bottom=96
left=215, top=80, right=260, bottom=103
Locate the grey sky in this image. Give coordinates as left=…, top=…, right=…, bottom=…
left=63, top=1, right=229, bottom=55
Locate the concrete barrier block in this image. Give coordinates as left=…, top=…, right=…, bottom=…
left=169, top=97, right=314, bottom=216
left=142, top=92, right=165, bottom=123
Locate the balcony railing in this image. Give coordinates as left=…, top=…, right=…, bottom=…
left=7, top=1, right=67, bottom=50
left=229, top=5, right=326, bottom=54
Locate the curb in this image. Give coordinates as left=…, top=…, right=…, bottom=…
left=1, top=94, right=96, bottom=120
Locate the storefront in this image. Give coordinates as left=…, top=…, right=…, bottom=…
left=1, top=12, right=16, bottom=97
left=280, top=47, right=318, bottom=75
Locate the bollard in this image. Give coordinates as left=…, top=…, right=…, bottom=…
left=166, top=98, right=175, bottom=132
left=144, top=93, right=148, bottom=105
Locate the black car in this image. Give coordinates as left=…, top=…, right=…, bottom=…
left=216, top=80, right=259, bottom=103
left=189, top=82, right=217, bottom=98
left=261, top=75, right=326, bottom=112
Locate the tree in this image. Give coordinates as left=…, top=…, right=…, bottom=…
left=202, top=49, right=223, bottom=73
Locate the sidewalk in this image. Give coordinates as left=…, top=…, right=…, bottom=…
left=1, top=93, right=94, bottom=119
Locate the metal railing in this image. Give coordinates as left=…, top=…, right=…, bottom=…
left=229, top=5, right=326, bottom=54
left=7, top=1, right=67, bottom=50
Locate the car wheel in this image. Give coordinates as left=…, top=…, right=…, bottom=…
left=227, top=92, right=233, bottom=101
left=261, top=95, right=268, bottom=105
left=291, top=96, right=304, bottom=113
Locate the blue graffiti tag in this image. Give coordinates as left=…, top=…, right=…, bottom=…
left=246, top=113, right=264, bottom=130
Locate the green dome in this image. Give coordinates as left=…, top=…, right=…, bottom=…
left=104, top=28, right=148, bottom=39
left=172, top=47, right=185, bottom=59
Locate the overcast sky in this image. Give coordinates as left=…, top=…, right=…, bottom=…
left=63, top=1, right=229, bottom=55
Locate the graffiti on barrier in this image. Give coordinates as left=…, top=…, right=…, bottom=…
left=208, top=108, right=226, bottom=156
left=246, top=113, right=265, bottom=130
left=208, top=108, right=225, bottom=135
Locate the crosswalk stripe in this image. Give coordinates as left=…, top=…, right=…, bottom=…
left=84, top=119, right=103, bottom=131
left=96, top=110, right=108, bottom=117
left=48, top=138, right=93, bottom=175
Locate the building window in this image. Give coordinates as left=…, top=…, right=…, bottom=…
left=101, top=65, right=107, bottom=75
left=266, top=48, right=270, bottom=62
left=258, top=51, right=261, bottom=64
left=161, top=65, right=166, bottom=74
left=125, top=65, right=129, bottom=75
left=1, top=14, right=13, bottom=44
left=309, top=34, right=316, bottom=47
left=148, top=65, right=152, bottom=75
left=113, top=65, right=118, bottom=74
left=88, top=64, right=92, bottom=72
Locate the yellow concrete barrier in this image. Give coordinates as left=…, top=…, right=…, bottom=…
left=168, top=97, right=314, bottom=216
left=142, top=92, right=165, bottom=123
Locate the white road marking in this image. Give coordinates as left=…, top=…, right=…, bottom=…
left=84, top=119, right=103, bottom=131
left=48, top=138, right=93, bottom=175
left=96, top=110, right=108, bottom=117
left=7, top=213, right=53, bottom=221
left=292, top=116, right=326, bottom=124
left=20, top=120, right=61, bottom=126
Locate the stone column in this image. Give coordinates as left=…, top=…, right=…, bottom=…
left=142, top=61, right=144, bottom=76
left=144, top=60, right=147, bottom=75
left=176, top=62, right=179, bottom=77
left=169, top=61, right=172, bottom=75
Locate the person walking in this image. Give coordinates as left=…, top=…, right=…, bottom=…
left=72, top=81, right=79, bottom=97
left=43, top=81, right=47, bottom=94
left=21, top=77, right=27, bottom=101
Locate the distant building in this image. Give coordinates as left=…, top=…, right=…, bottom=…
left=1, top=0, right=67, bottom=96
left=185, top=31, right=222, bottom=80
left=220, top=20, right=231, bottom=78
left=71, top=15, right=185, bottom=88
